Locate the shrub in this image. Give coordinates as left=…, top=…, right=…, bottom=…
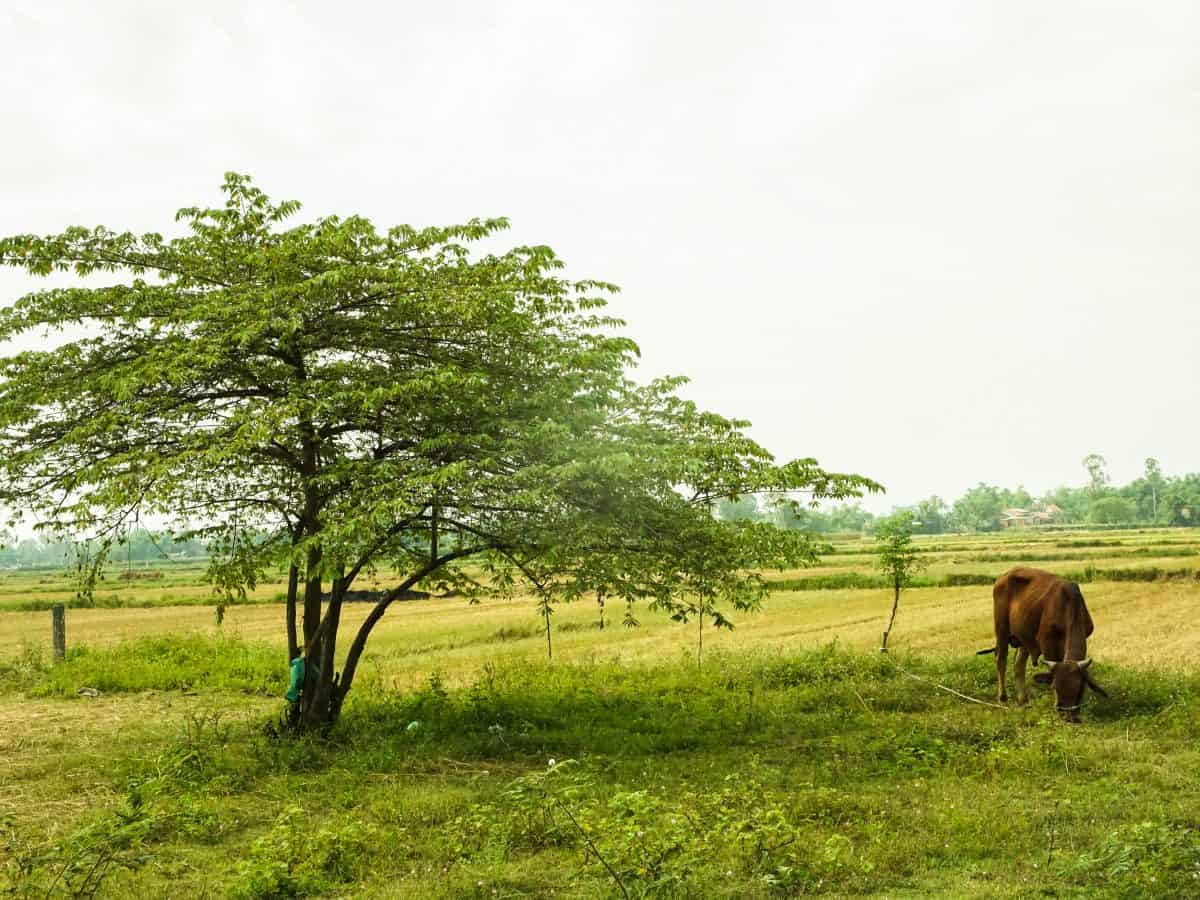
left=231, top=806, right=378, bottom=899
left=1063, top=821, right=1200, bottom=897
left=449, top=760, right=875, bottom=896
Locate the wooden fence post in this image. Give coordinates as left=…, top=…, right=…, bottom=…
left=52, top=603, right=66, bottom=661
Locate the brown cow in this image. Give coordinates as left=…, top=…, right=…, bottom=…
left=978, top=567, right=1108, bottom=721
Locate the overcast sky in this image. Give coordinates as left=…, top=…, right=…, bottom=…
left=2, top=1, right=1196, bottom=514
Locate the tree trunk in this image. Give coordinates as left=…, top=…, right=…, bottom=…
left=302, top=545, right=323, bottom=650
left=285, top=562, right=300, bottom=662
left=881, top=578, right=901, bottom=652
left=283, top=549, right=480, bottom=734
left=302, top=567, right=344, bottom=729
left=328, top=547, right=479, bottom=728
left=290, top=545, right=328, bottom=731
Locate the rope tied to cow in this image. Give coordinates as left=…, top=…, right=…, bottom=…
left=885, top=656, right=1009, bottom=710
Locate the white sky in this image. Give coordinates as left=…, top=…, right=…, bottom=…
left=2, top=1, right=1197, bottom=514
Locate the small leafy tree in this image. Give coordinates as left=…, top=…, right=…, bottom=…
left=660, top=516, right=826, bottom=670
left=0, top=174, right=879, bottom=730
left=876, top=511, right=925, bottom=652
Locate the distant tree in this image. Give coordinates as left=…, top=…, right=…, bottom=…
left=876, top=510, right=926, bottom=652
left=1000, top=485, right=1033, bottom=509
left=1160, top=474, right=1200, bottom=526
left=1083, top=454, right=1110, bottom=498
left=768, top=497, right=812, bottom=531
left=824, top=503, right=875, bottom=533
left=1143, top=458, right=1165, bottom=523
left=1088, top=496, right=1135, bottom=525
left=913, top=496, right=949, bottom=534
left=766, top=499, right=874, bottom=534
left=715, top=495, right=760, bottom=522
left=951, top=484, right=1004, bottom=532
left=1040, top=486, right=1090, bottom=523
left=0, top=173, right=879, bottom=731
left=3, top=536, right=72, bottom=568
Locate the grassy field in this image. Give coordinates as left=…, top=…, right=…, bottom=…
left=2, top=528, right=1200, bottom=897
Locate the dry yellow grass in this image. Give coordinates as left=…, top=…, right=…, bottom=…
left=0, top=690, right=276, bottom=840
left=5, top=578, right=1197, bottom=692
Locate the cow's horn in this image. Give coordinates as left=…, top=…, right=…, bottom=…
left=1042, top=658, right=1059, bottom=667
left=1078, top=658, right=1092, bottom=671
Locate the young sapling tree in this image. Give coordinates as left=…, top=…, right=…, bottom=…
left=876, top=510, right=925, bottom=652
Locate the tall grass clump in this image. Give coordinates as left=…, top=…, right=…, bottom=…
left=11, top=634, right=283, bottom=697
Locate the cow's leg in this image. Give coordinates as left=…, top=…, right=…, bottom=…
left=995, top=642, right=1009, bottom=702
left=993, top=580, right=1011, bottom=703
left=1014, top=646, right=1030, bottom=704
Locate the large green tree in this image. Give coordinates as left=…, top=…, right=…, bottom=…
left=0, top=174, right=877, bottom=729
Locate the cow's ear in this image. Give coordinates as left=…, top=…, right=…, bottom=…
left=1032, top=672, right=1053, bottom=685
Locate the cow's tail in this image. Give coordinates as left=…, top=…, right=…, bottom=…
left=976, top=636, right=1020, bottom=655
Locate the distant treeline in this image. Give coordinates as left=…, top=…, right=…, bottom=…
left=717, top=456, right=1200, bottom=534
left=0, top=529, right=208, bottom=569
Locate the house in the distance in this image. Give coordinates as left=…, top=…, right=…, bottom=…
left=1000, top=504, right=1063, bottom=528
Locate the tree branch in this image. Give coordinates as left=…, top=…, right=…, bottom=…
left=336, top=545, right=487, bottom=703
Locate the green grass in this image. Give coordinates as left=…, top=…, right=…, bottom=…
left=4, top=528, right=1200, bottom=897
left=1, top=633, right=282, bottom=697
left=3, top=636, right=1199, bottom=898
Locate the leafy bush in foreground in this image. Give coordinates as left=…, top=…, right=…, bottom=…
left=231, top=806, right=377, bottom=899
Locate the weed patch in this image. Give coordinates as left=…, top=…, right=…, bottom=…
left=231, top=807, right=378, bottom=899
left=1063, top=821, right=1200, bottom=897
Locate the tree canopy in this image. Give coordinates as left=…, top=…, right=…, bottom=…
left=0, top=173, right=879, bottom=728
